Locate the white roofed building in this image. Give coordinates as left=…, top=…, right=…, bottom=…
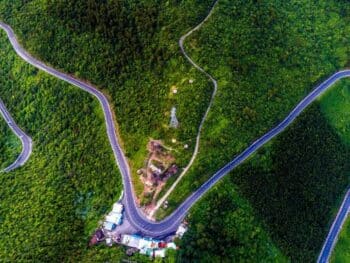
left=112, top=203, right=124, bottom=214
left=176, top=223, right=188, bottom=238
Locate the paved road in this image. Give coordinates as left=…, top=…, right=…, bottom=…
left=0, top=98, right=32, bottom=172
left=317, top=189, right=350, bottom=263
left=1, top=7, right=349, bottom=259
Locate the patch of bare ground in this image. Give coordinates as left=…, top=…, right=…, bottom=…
left=138, top=140, right=179, bottom=214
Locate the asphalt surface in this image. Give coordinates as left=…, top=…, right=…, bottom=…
left=0, top=98, right=32, bottom=172
left=1, top=7, right=349, bottom=259
left=317, top=189, right=350, bottom=263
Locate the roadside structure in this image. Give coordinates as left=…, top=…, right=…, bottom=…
left=120, top=234, right=177, bottom=258
left=176, top=222, right=188, bottom=238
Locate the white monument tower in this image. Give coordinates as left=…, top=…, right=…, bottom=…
left=170, top=106, right=179, bottom=128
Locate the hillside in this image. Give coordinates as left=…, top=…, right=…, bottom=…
left=163, top=0, right=350, bottom=212
left=160, top=0, right=350, bottom=261
left=331, top=217, right=350, bottom=263
left=0, top=0, right=349, bottom=262
left=0, top=31, right=123, bottom=261
left=179, top=93, right=349, bottom=261
left=0, top=0, right=215, bottom=197
left=0, top=117, right=21, bottom=170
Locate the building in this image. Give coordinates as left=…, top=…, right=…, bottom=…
left=176, top=223, right=188, bottom=238
left=149, top=164, right=162, bottom=175
left=103, top=202, right=124, bottom=232
left=103, top=221, right=116, bottom=231
left=167, top=242, right=177, bottom=249
left=112, top=203, right=124, bottom=214
left=120, top=234, right=176, bottom=258
left=121, top=234, right=160, bottom=250
left=162, top=164, right=178, bottom=180
left=106, top=212, right=123, bottom=225
left=154, top=249, right=166, bottom=258
left=106, top=237, right=113, bottom=246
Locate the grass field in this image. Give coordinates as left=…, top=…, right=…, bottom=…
left=0, top=117, right=21, bottom=170
left=331, top=217, right=350, bottom=263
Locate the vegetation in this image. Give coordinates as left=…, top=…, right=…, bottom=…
left=178, top=180, right=287, bottom=262
left=169, top=2, right=350, bottom=260
left=0, top=116, right=21, bottom=170
left=178, top=101, right=349, bottom=261
left=320, top=79, right=350, bottom=263
left=0, top=31, right=123, bottom=261
left=165, top=0, right=350, bottom=212
left=0, top=0, right=215, bottom=196
left=0, top=0, right=349, bottom=262
left=331, top=217, right=350, bottom=263
left=320, top=78, right=350, bottom=146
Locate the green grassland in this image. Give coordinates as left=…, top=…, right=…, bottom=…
left=0, top=0, right=215, bottom=197
left=0, top=117, right=21, bottom=170
left=331, top=217, right=350, bottom=263
left=0, top=31, right=123, bottom=261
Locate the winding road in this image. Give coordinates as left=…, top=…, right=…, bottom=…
left=0, top=2, right=349, bottom=261
left=0, top=98, right=32, bottom=172
left=317, top=189, right=350, bottom=263
left=151, top=0, right=219, bottom=216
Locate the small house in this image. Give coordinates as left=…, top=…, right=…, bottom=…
left=112, top=203, right=124, bottom=214
left=176, top=223, right=188, bottom=238
left=106, top=212, right=123, bottom=226
left=103, top=221, right=116, bottom=231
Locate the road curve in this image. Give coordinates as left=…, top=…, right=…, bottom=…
left=317, top=189, right=350, bottom=263
left=1, top=10, right=349, bottom=252
left=151, top=0, right=219, bottom=217
left=0, top=98, right=32, bottom=172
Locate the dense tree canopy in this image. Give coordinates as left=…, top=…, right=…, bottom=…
left=0, top=0, right=349, bottom=261
left=0, top=117, right=21, bottom=170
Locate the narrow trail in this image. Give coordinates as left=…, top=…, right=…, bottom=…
left=0, top=98, right=32, bottom=172
left=151, top=0, right=219, bottom=217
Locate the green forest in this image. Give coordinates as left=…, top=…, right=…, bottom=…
left=0, top=0, right=215, bottom=196
left=0, top=0, right=350, bottom=262
left=178, top=97, right=349, bottom=262
left=0, top=32, right=124, bottom=261
left=164, top=0, right=350, bottom=212
left=161, top=0, right=350, bottom=261
left=0, top=117, right=21, bottom=170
